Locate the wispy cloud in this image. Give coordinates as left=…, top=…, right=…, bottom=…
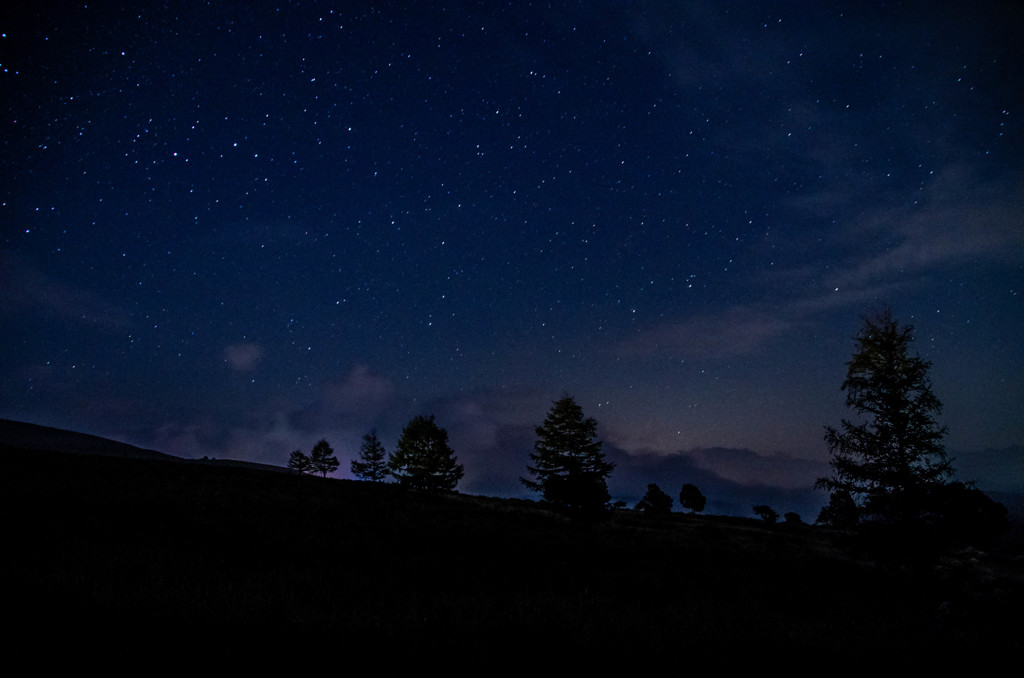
left=616, top=306, right=791, bottom=359
left=827, top=166, right=1022, bottom=290
left=286, top=363, right=403, bottom=441
left=321, top=364, right=397, bottom=418
left=0, top=250, right=133, bottom=330
left=223, top=342, right=264, bottom=371
left=619, top=163, right=1022, bottom=361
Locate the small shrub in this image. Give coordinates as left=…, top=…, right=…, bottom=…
left=635, top=483, right=673, bottom=515
left=753, top=505, right=778, bottom=525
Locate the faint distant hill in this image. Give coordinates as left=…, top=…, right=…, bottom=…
left=0, top=418, right=176, bottom=460
left=0, top=418, right=284, bottom=472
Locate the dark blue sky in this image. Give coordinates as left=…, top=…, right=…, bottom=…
left=2, top=1, right=1022, bottom=516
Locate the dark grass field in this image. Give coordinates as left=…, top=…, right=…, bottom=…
left=4, top=445, right=1022, bottom=672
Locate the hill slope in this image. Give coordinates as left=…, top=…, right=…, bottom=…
left=0, top=418, right=285, bottom=472
left=4, top=442, right=1022, bottom=671
left=0, top=418, right=175, bottom=460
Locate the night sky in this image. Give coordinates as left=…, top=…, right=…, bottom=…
left=3, top=1, right=1022, bottom=517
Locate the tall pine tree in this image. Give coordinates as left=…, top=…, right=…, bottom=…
left=816, top=310, right=952, bottom=523
left=351, top=430, right=389, bottom=481
left=388, top=415, right=463, bottom=491
left=522, top=394, right=614, bottom=512
left=635, top=483, right=673, bottom=514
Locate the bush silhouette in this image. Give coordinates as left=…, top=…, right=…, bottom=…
left=679, top=483, right=707, bottom=514
left=635, top=483, right=673, bottom=514
left=753, top=505, right=778, bottom=525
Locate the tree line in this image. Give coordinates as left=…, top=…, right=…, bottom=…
left=289, top=414, right=465, bottom=492
left=289, top=309, right=1007, bottom=544
left=336, top=395, right=713, bottom=519
left=287, top=439, right=339, bottom=478
left=288, top=393, right=624, bottom=514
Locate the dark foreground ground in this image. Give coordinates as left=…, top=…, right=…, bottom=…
left=4, top=446, right=1022, bottom=673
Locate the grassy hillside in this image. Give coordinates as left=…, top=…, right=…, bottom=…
left=4, top=446, right=1021, bottom=672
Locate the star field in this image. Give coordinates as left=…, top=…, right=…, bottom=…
left=2, top=2, right=1022, bottom=515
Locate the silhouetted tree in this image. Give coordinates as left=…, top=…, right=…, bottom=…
left=635, top=483, right=673, bottom=514
left=351, top=430, right=389, bottom=481
left=388, top=415, right=463, bottom=491
left=816, top=489, right=859, bottom=528
left=678, top=483, right=707, bottom=514
left=753, top=505, right=778, bottom=525
left=310, top=438, right=339, bottom=478
left=784, top=512, right=803, bottom=525
left=521, top=394, right=614, bottom=513
left=287, top=449, right=313, bottom=475
left=816, top=310, right=953, bottom=524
